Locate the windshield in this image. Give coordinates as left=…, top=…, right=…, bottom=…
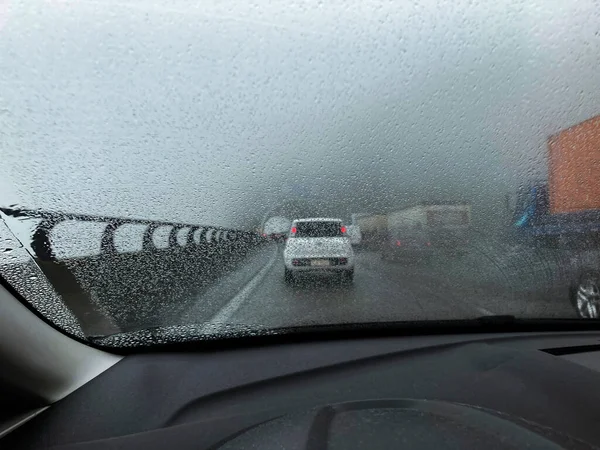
left=1, top=0, right=600, bottom=347
left=293, top=222, right=344, bottom=238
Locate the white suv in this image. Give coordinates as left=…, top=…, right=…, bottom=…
left=283, top=218, right=355, bottom=283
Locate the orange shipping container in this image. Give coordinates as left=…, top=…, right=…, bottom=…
left=549, top=115, right=600, bottom=214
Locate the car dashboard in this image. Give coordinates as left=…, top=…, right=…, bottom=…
left=4, top=330, right=600, bottom=449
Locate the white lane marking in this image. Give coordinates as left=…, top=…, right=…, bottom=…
left=201, top=246, right=278, bottom=331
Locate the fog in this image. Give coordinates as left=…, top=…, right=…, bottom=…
left=1, top=0, right=600, bottom=231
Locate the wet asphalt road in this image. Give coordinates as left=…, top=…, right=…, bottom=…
left=179, top=244, right=578, bottom=332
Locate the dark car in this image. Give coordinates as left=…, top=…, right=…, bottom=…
left=380, top=225, right=434, bottom=262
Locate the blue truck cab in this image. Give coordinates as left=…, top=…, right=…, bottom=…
left=513, top=182, right=600, bottom=247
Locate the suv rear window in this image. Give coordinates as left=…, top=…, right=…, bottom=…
left=294, top=222, right=343, bottom=238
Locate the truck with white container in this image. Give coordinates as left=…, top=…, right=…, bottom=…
left=346, top=225, right=362, bottom=246
left=262, top=216, right=292, bottom=242
left=355, top=214, right=387, bottom=249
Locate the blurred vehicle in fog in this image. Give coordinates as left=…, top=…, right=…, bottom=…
left=346, top=225, right=362, bottom=246
left=283, top=218, right=354, bottom=283
left=387, top=203, right=471, bottom=254
left=355, top=214, right=387, bottom=249
left=262, top=216, right=292, bottom=243
left=512, top=115, right=600, bottom=248
left=381, top=223, right=434, bottom=262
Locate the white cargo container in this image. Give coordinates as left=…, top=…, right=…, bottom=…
left=356, top=215, right=387, bottom=234
left=387, top=204, right=471, bottom=230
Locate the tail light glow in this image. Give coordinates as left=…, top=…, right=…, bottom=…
left=341, top=226, right=347, bottom=233
left=291, top=227, right=297, bottom=234
left=396, top=240, right=402, bottom=246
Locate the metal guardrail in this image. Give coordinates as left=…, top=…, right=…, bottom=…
left=0, top=207, right=261, bottom=261
left=0, top=207, right=266, bottom=336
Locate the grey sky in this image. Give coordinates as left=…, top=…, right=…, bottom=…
left=1, top=0, right=600, bottom=231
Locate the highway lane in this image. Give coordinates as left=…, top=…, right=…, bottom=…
left=6, top=235, right=576, bottom=335
left=195, top=246, right=577, bottom=332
